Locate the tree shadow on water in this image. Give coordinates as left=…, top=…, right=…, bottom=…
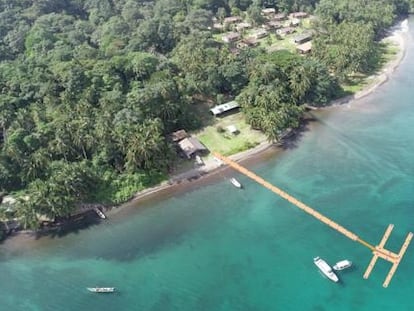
left=34, top=212, right=102, bottom=240
left=278, top=115, right=316, bottom=150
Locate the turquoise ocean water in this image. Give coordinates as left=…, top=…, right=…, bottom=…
left=2, top=25, right=414, bottom=311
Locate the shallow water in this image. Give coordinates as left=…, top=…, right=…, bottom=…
left=1, top=23, right=414, bottom=311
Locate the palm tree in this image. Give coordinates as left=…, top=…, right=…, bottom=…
left=24, top=147, right=50, bottom=182
left=289, top=63, right=312, bottom=102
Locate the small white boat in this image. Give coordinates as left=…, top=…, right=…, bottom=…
left=333, top=260, right=352, bottom=271
left=314, top=257, right=339, bottom=283
left=87, top=287, right=115, bottom=293
left=230, top=177, right=242, bottom=188
left=94, top=207, right=106, bottom=219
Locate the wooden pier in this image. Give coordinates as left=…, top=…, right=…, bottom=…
left=213, top=152, right=412, bottom=287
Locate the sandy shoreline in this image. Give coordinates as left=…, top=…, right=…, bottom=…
left=123, top=19, right=409, bottom=208
left=1, top=19, right=409, bottom=245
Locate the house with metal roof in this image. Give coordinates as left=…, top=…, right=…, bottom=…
left=293, top=33, right=312, bottom=44
left=222, top=32, right=241, bottom=43
left=178, top=137, right=208, bottom=158
left=297, top=41, right=312, bottom=54
left=210, top=101, right=240, bottom=116
left=170, top=129, right=188, bottom=142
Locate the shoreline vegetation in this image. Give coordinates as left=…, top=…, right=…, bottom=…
left=2, top=18, right=409, bottom=244
left=0, top=0, right=411, bottom=241
left=126, top=19, right=409, bottom=203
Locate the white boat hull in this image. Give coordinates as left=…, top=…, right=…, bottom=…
left=333, top=260, right=352, bottom=271
left=314, top=257, right=339, bottom=283
left=94, top=207, right=106, bottom=219
left=230, top=177, right=242, bottom=188
left=87, top=287, right=115, bottom=293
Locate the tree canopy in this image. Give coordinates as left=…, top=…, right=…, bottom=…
left=0, top=0, right=410, bottom=227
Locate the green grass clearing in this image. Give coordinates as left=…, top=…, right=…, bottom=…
left=195, top=112, right=267, bottom=156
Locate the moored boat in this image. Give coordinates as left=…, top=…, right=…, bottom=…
left=87, top=287, right=115, bottom=293
left=313, top=257, right=339, bottom=282
left=230, top=177, right=242, bottom=188
left=333, top=259, right=352, bottom=271
left=94, top=207, right=106, bottom=219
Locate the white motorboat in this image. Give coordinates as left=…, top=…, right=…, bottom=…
left=313, top=257, right=339, bottom=283
left=230, top=177, right=242, bottom=188
left=87, top=287, right=115, bottom=293
left=94, top=207, right=106, bottom=219
left=333, top=260, right=352, bottom=271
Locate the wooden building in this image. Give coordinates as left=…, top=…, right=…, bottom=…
left=178, top=137, right=208, bottom=158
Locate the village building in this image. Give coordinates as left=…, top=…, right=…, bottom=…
left=237, top=37, right=259, bottom=49
left=226, top=125, right=239, bottom=135
left=223, top=16, right=242, bottom=24
left=213, top=23, right=224, bottom=30
left=290, top=12, right=308, bottom=19
left=290, top=18, right=301, bottom=27
left=178, top=137, right=208, bottom=159
left=293, top=32, right=312, bottom=44
left=297, top=41, right=312, bottom=54
left=261, top=8, right=276, bottom=16
left=170, top=129, right=188, bottom=142
left=222, top=32, right=241, bottom=43
left=235, top=22, right=252, bottom=32
left=210, top=101, right=240, bottom=116
left=251, top=28, right=268, bottom=39
left=273, top=13, right=287, bottom=21
left=276, top=27, right=296, bottom=36
left=266, top=20, right=283, bottom=30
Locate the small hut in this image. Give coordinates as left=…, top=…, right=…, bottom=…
left=170, top=129, right=189, bottom=142
left=297, top=41, right=312, bottom=54
left=178, top=137, right=208, bottom=158
left=293, top=33, right=312, bottom=44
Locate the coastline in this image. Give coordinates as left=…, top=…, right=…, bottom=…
left=323, top=19, right=408, bottom=107
left=123, top=18, right=409, bottom=209
left=1, top=19, right=409, bottom=243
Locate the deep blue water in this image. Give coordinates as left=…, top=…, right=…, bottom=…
left=1, top=22, right=414, bottom=311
